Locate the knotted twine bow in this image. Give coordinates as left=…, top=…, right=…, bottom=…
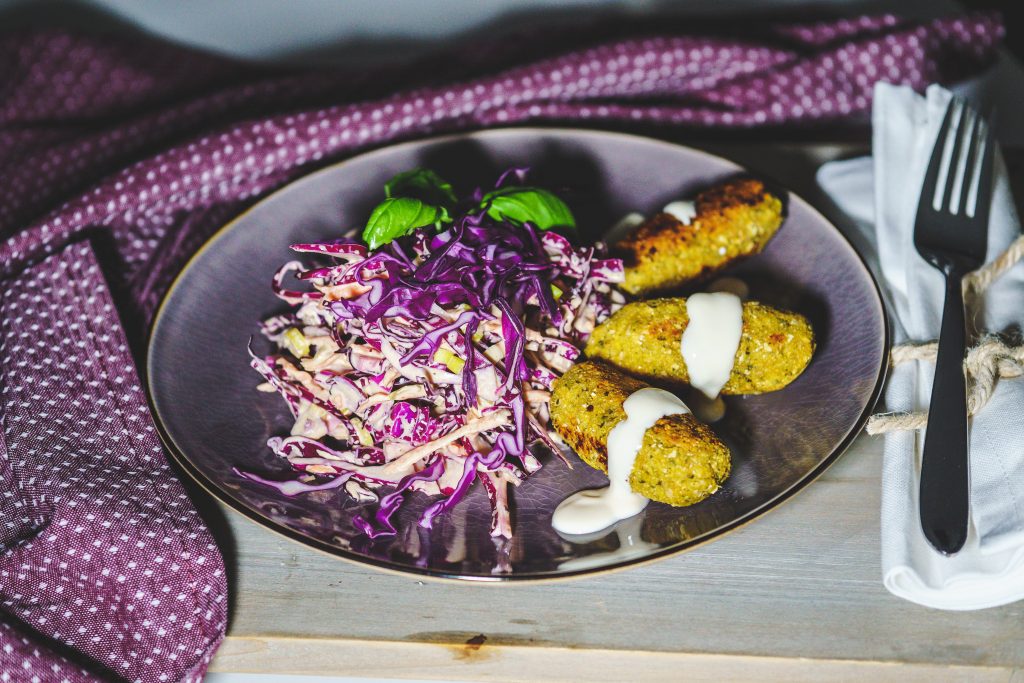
left=866, top=233, right=1024, bottom=434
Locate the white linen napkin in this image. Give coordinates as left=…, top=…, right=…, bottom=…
left=817, top=82, right=1024, bottom=610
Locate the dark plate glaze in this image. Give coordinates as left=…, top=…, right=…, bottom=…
left=147, top=128, right=888, bottom=581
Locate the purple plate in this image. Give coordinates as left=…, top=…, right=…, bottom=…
left=147, top=128, right=887, bottom=581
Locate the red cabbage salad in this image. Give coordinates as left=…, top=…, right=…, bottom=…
left=240, top=168, right=624, bottom=539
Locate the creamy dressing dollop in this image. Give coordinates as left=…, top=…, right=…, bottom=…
left=551, top=388, right=690, bottom=535
left=662, top=200, right=697, bottom=225
left=556, top=514, right=657, bottom=570
left=606, top=200, right=695, bottom=244
left=680, top=292, right=743, bottom=399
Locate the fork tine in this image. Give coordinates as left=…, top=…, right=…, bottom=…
left=939, top=98, right=967, bottom=213
left=923, top=99, right=959, bottom=213
left=972, top=115, right=996, bottom=225
left=956, top=107, right=982, bottom=216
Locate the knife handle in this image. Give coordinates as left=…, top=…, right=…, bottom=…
left=919, top=271, right=970, bottom=555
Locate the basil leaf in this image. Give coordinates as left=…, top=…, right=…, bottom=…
left=482, top=186, right=575, bottom=231
left=384, top=168, right=457, bottom=207
left=362, top=197, right=443, bottom=250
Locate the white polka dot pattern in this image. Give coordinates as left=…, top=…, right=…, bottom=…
left=0, top=14, right=1003, bottom=313
left=0, top=244, right=226, bottom=681
left=0, top=13, right=1004, bottom=681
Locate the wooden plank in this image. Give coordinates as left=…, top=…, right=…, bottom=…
left=210, top=636, right=1021, bottom=681
left=211, top=436, right=1024, bottom=671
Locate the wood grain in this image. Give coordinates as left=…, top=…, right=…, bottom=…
left=211, top=636, right=1021, bottom=681
left=209, top=436, right=1024, bottom=674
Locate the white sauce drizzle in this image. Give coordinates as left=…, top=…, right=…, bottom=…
left=663, top=200, right=697, bottom=225
left=606, top=201, right=694, bottom=244
left=680, top=292, right=743, bottom=399
left=556, top=514, right=657, bottom=570
left=687, top=390, right=727, bottom=424
left=552, top=388, right=690, bottom=536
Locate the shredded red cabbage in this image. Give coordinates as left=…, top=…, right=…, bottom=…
left=243, top=170, right=624, bottom=539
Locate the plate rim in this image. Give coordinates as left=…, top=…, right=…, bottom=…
left=145, top=126, right=891, bottom=583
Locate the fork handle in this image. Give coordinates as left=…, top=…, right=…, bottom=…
left=919, top=270, right=970, bottom=555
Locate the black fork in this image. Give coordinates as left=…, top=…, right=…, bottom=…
left=913, top=97, right=996, bottom=555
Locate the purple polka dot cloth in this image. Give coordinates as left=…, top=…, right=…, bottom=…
left=0, top=12, right=1004, bottom=681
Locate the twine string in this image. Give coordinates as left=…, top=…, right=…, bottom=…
left=866, top=234, right=1024, bottom=435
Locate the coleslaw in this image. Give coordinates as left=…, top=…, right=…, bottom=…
left=241, top=169, right=624, bottom=538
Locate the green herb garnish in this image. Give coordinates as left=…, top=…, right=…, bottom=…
left=481, top=186, right=575, bottom=231
left=363, top=168, right=457, bottom=249
left=384, top=168, right=458, bottom=207
left=362, top=197, right=449, bottom=250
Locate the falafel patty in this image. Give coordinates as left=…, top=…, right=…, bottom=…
left=615, top=178, right=785, bottom=295
left=550, top=361, right=730, bottom=507
left=585, top=297, right=814, bottom=394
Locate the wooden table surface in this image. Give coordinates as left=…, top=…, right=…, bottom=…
left=198, top=140, right=1024, bottom=681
